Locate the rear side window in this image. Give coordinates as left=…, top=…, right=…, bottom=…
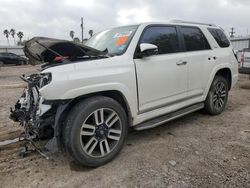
left=208, top=28, right=230, bottom=48
left=181, top=26, right=210, bottom=52
left=140, top=26, right=180, bottom=54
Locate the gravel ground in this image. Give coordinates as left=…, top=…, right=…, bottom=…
left=0, top=65, right=249, bottom=188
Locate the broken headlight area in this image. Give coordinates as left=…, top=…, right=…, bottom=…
left=9, top=73, right=55, bottom=158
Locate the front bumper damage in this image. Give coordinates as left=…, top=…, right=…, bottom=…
left=10, top=73, right=63, bottom=158
left=9, top=36, right=109, bottom=158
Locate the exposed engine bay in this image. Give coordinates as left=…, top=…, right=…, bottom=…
left=10, top=73, right=55, bottom=158
left=10, top=73, right=53, bottom=139
left=9, top=37, right=110, bottom=158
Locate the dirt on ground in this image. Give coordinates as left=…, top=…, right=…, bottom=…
left=0, top=65, right=249, bottom=188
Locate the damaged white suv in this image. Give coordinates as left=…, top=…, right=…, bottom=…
left=10, top=21, right=238, bottom=167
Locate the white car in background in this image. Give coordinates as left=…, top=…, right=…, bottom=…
left=10, top=20, right=238, bottom=167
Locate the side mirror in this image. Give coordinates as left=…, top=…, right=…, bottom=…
left=139, top=43, right=158, bottom=57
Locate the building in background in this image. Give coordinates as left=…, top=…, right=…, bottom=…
left=230, top=36, right=250, bottom=51
left=0, top=45, right=24, bottom=56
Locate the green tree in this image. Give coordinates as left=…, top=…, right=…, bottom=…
left=69, top=30, right=75, bottom=40
left=3, top=29, right=10, bottom=45
left=88, top=29, right=94, bottom=38
left=10, top=28, right=16, bottom=45
left=17, top=31, right=24, bottom=44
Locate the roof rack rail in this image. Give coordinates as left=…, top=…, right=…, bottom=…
left=170, top=19, right=217, bottom=27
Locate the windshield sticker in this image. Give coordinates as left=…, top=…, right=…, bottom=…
left=116, top=36, right=129, bottom=46
left=113, top=31, right=133, bottom=38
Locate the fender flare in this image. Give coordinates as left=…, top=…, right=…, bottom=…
left=203, top=63, right=232, bottom=98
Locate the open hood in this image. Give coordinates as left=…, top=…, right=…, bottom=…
left=24, top=37, right=107, bottom=65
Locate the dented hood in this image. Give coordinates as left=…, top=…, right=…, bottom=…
left=24, top=37, right=107, bottom=64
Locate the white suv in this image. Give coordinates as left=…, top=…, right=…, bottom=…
left=10, top=21, right=238, bottom=167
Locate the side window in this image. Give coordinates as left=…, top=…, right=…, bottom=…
left=181, top=26, right=210, bottom=52
left=140, top=26, right=180, bottom=54
left=3, top=53, right=10, bottom=57
left=208, top=28, right=230, bottom=48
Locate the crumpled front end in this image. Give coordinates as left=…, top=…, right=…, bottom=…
left=10, top=73, right=54, bottom=143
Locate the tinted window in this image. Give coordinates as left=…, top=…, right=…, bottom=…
left=0, top=53, right=8, bottom=56
left=181, top=27, right=210, bottom=51
left=208, top=28, right=230, bottom=48
left=140, top=26, right=180, bottom=54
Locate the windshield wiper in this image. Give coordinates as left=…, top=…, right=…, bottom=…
left=102, top=48, right=115, bottom=57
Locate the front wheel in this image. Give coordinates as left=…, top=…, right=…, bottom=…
left=204, top=75, right=229, bottom=115
left=63, top=96, right=128, bottom=167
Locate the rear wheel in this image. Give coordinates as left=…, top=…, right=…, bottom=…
left=204, top=75, right=228, bottom=115
left=63, top=96, right=128, bottom=167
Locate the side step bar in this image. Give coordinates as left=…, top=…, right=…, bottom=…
left=134, top=103, right=204, bottom=131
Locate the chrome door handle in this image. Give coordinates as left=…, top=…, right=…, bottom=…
left=176, top=61, right=187, bottom=66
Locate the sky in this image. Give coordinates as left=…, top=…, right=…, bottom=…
left=1, top=0, right=250, bottom=45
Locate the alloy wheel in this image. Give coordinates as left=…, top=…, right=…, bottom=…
left=79, top=108, right=122, bottom=158
left=212, top=81, right=227, bottom=110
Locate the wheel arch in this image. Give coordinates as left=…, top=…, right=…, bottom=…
left=54, top=90, right=133, bottom=149
left=215, top=68, right=232, bottom=90
left=69, top=90, right=132, bottom=120
left=204, top=65, right=233, bottom=101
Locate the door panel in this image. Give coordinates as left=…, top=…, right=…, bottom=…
left=185, top=50, right=214, bottom=97
left=179, top=26, right=213, bottom=98
left=134, top=25, right=188, bottom=113
left=135, top=53, right=188, bottom=112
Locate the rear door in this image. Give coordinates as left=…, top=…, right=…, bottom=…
left=134, top=25, right=188, bottom=113
left=179, top=26, right=213, bottom=98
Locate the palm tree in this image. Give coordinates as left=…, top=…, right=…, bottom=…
left=3, top=29, right=10, bottom=45
left=73, top=37, right=80, bottom=43
left=69, top=30, right=75, bottom=40
left=17, top=31, right=24, bottom=44
left=88, top=29, right=94, bottom=38
left=10, top=29, right=16, bottom=45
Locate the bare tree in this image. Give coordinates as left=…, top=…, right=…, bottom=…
left=10, top=28, right=16, bottom=45
left=70, top=30, right=75, bottom=40
left=3, top=29, right=10, bottom=45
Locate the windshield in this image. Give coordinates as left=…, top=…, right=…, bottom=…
left=85, top=25, right=138, bottom=55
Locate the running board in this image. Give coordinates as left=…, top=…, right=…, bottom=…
left=134, top=103, right=204, bottom=131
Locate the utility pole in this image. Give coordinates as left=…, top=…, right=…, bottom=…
left=229, top=27, right=235, bottom=38
left=80, top=17, right=84, bottom=43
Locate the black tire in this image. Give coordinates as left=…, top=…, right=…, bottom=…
left=63, top=96, right=128, bottom=167
left=204, top=75, right=228, bottom=115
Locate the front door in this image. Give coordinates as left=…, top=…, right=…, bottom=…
left=134, top=25, right=188, bottom=113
